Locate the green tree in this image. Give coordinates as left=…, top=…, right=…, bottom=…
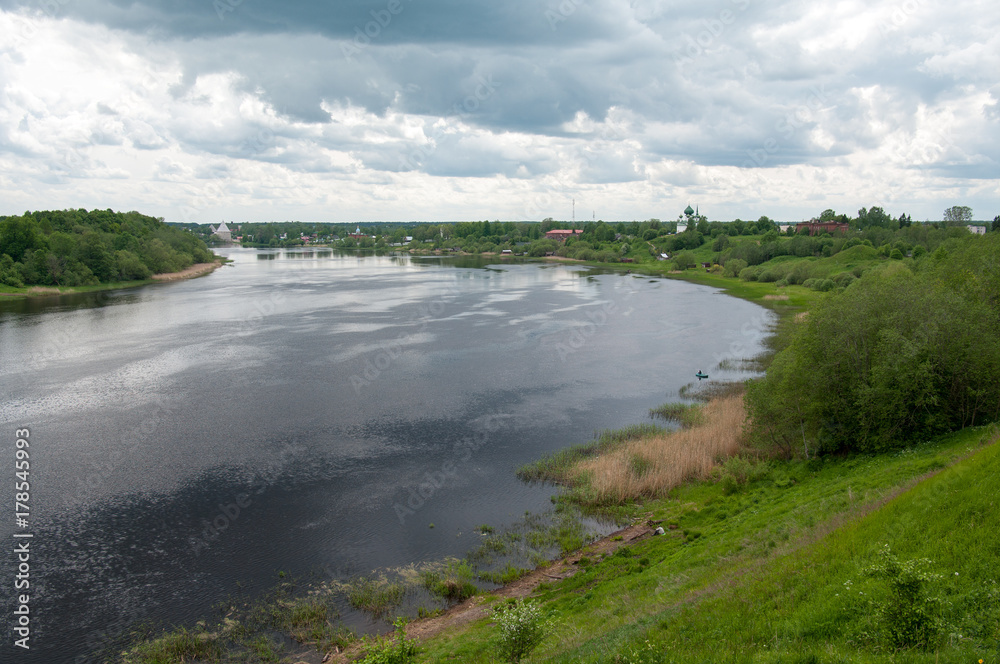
left=723, top=258, right=747, bottom=278
left=943, top=205, right=972, bottom=226
left=746, top=249, right=1000, bottom=454
left=673, top=250, right=696, bottom=270
left=0, top=215, right=45, bottom=262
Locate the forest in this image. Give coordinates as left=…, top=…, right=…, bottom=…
left=0, top=209, right=215, bottom=287
left=745, top=231, right=1000, bottom=457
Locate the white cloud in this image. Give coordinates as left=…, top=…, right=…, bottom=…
left=0, top=1, right=997, bottom=222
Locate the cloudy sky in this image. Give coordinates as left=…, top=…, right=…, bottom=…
left=0, top=0, right=997, bottom=223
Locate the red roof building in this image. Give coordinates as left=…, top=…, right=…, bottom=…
left=545, top=229, right=584, bottom=241
left=796, top=221, right=850, bottom=236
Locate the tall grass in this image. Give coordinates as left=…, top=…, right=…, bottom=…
left=573, top=394, right=746, bottom=505
left=516, top=423, right=664, bottom=484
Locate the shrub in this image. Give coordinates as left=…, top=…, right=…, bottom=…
left=862, top=544, right=946, bottom=650
left=787, top=261, right=813, bottom=285
left=831, top=272, right=855, bottom=289
left=739, top=266, right=759, bottom=281
left=757, top=269, right=778, bottom=283
left=717, top=456, right=769, bottom=495
left=359, top=618, right=419, bottom=664
left=809, top=278, right=834, bottom=292
left=724, top=258, right=747, bottom=278
left=673, top=250, right=696, bottom=270
left=493, top=599, right=551, bottom=663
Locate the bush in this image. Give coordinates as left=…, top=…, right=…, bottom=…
left=673, top=250, right=696, bottom=270
left=724, top=258, right=747, bottom=278
left=493, top=599, right=550, bottom=663
left=861, top=544, right=946, bottom=650
left=831, top=272, right=855, bottom=289
left=359, top=618, right=419, bottom=664
left=757, top=269, right=778, bottom=283
left=739, top=266, right=759, bottom=282
left=786, top=261, right=813, bottom=285
left=809, top=278, right=834, bottom=292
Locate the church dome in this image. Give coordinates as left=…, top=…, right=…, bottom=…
left=684, top=205, right=695, bottom=216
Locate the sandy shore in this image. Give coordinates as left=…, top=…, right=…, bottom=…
left=151, top=260, right=224, bottom=282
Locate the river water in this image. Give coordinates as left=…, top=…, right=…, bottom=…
left=0, top=249, right=771, bottom=661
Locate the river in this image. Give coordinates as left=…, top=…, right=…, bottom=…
left=0, top=249, right=771, bottom=661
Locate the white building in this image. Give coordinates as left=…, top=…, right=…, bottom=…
left=212, top=221, right=232, bottom=243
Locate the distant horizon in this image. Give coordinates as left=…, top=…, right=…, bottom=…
left=6, top=210, right=995, bottom=226
left=162, top=217, right=998, bottom=226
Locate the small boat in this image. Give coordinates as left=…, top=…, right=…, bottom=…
left=695, top=371, right=709, bottom=380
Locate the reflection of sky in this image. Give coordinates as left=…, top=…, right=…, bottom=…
left=0, top=249, right=774, bottom=661
left=0, top=249, right=776, bottom=508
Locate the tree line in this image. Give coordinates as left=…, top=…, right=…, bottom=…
left=0, top=209, right=214, bottom=288
left=745, top=232, right=1000, bottom=456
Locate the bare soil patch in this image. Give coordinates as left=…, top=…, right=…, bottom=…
left=326, top=521, right=654, bottom=662
left=151, top=261, right=223, bottom=281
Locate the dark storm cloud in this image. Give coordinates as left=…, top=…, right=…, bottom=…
left=1, top=0, right=629, bottom=44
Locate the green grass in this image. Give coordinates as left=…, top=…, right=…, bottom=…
left=478, top=564, right=532, bottom=585
left=415, top=424, right=1000, bottom=663
left=420, top=559, right=478, bottom=602
left=348, top=576, right=408, bottom=619
left=119, top=627, right=224, bottom=664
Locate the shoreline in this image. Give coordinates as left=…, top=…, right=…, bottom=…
left=328, top=520, right=655, bottom=662
left=0, top=257, right=225, bottom=300
left=150, top=260, right=225, bottom=282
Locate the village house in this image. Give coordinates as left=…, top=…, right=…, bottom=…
left=796, top=220, right=850, bottom=236
left=545, top=229, right=584, bottom=241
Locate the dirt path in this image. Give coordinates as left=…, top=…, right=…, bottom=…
left=151, top=260, right=224, bottom=281
left=325, top=520, right=654, bottom=663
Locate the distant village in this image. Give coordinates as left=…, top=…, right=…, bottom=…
left=199, top=205, right=994, bottom=250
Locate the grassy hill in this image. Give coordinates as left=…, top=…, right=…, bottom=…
left=417, top=424, right=1000, bottom=663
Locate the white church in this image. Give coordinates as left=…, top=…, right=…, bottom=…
left=210, top=221, right=233, bottom=243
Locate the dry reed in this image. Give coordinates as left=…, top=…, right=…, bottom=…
left=573, top=394, right=746, bottom=504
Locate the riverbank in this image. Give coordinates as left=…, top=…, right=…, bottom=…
left=0, top=257, right=225, bottom=299
left=421, top=424, right=1000, bottom=662
left=151, top=260, right=225, bottom=281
